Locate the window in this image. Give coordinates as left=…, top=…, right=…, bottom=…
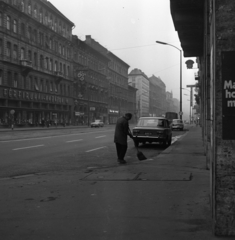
left=45, top=57, right=48, bottom=69
left=40, top=55, right=44, bottom=69
left=0, top=70, right=2, bottom=85
left=63, top=64, right=66, bottom=75
left=28, top=75, right=32, bottom=90
left=0, top=39, right=2, bottom=55
left=39, top=32, right=43, bottom=45
left=21, top=23, right=25, bottom=36
left=6, top=42, right=11, bottom=57
left=0, top=12, right=2, bottom=27
left=34, top=5, right=37, bottom=18
left=28, top=50, right=32, bottom=61
left=28, top=1, right=31, bottom=14
left=33, top=52, right=37, bottom=66
left=28, top=26, right=32, bottom=40
left=34, top=77, right=39, bottom=91
left=60, top=63, right=62, bottom=72
left=49, top=59, right=52, bottom=71
left=39, top=9, right=42, bottom=23
left=40, top=79, right=43, bottom=91
left=45, top=12, right=48, bottom=25
left=67, top=66, right=70, bottom=77
left=13, top=45, right=17, bottom=59
left=59, top=44, right=61, bottom=54
left=54, top=21, right=57, bottom=32
left=7, top=71, right=12, bottom=86
left=21, top=0, right=25, bottom=12
left=50, top=81, right=53, bottom=91
left=54, top=83, right=58, bottom=93
left=20, top=47, right=25, bottom=59
left=7, top=16, right=11, bottom=30
left=49, top=38, right=52, bottom=49
left=13, top=19, right=17, bottom=33
left=45, top=80, right=48, bottom=92
left=14, top=73, right=18, bottom=88
left=62, top=46, right=65, bottom=56
left=33, top=29, right=37, bottom=42
left=54, top=61, right=57, bottom=72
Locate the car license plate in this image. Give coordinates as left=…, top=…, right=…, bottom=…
left=145, top=132, right=151, bottom=136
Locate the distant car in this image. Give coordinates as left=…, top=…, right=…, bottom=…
left=90, top=119, right=104, bottom=128
left=171, top=119, right=184, bottom=131
left=132, top=117, right=172, bottom=147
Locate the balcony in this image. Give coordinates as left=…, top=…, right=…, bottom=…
left=54, top=71, right=64, bottom=83
left=20, top=59, right=33, bottom=76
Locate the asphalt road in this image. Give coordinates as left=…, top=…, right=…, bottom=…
left=0, top=126, right=187, bottom=178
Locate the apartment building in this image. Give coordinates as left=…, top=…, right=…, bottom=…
left=0, top=0, right=74, bottom=126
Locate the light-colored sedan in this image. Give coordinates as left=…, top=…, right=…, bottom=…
left=90, top=119, right=104, bottom=128
left=171, top=119, right=184, bottom=131
left=132, top=117, right=172, bottom=147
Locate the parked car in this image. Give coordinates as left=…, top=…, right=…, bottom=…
left=132, top=117, right=172, bottom=147
left=90, top=119, right=104, bottom=128
left=171, top=119, right=184, bottom=131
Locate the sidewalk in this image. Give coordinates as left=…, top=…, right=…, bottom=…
left=0, top=126, right=232, bottom=240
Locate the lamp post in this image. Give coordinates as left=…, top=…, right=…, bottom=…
left=156, top=41, right=182, bottom=119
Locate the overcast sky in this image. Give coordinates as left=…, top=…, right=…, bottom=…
left=49, top=0, right=197, bottom=119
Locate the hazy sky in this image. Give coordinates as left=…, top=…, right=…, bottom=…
left=49, top=0, right=197, bottom=119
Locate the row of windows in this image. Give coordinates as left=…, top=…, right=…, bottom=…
left=0, top=69, right=71, bottom=96
left=1, top=13, right=72, bottom=59
left=1, top=39, right=71, bottom=77
left=3, top=0, right=72, bottom=40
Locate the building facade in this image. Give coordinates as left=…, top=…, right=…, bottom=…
left=72, top=35, right=109, bottom=125
left=170, top=0, right=235, bottom=235
left=0, top=0, right=74, bottom=126
left=149, top=75, right=166, bottom=116
left=128, top=68, right=149, bottom=118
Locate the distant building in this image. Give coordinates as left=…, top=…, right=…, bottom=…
left=148, top=75, right=166, bottom=116
left=128, top=68, right=149, bottom=118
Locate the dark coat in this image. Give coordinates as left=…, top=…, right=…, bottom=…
left=114, top=116, right=131, bottom=145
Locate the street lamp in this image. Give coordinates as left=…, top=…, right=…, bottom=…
left=156, top=41, right=182, bottom=119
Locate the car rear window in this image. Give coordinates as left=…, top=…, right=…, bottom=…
left=172, top=119, right=183, bottom=124
left=137, top=119, right=165, bottom=127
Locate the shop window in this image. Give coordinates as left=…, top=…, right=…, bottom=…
left=13, top=19, right=17, bottom=33
left=7, top=16, right=11, bottom=30
left=14, top=73, right=18, bottom=88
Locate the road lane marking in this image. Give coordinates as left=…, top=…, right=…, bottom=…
left=13, top=145, right=44, bottom=151
left=0, top=130, right=114, bottom=143
left=86, top=146, right=107, bottom=153
left=66, top=139, right=83, bottom=143
left=95, top=135, right=106, bottom=139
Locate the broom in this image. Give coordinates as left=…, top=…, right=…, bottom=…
left=133, top=137, right=147, bottom=161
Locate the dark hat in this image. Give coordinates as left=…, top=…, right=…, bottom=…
left=125, top=113, right=132, bottom=118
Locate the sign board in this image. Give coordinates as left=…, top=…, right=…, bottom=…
left=222, top=51, right=235, bottom=139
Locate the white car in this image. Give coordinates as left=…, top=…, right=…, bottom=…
left=171, top=119, right=184, bottom=131
left=90, top=120, right=104, bottom=128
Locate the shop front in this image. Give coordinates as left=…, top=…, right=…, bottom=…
left=108, top=109, right=119, bottom=124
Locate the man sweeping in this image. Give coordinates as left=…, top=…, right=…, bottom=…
left=114, top=113, right=133, bottom=164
